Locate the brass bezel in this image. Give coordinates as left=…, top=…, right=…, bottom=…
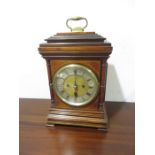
left=52, top=64, right=99, bottom=107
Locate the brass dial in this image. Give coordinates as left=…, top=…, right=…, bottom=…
left=53, top=64, right=99, bottom=106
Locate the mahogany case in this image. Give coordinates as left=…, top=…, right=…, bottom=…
left=38, top=32, right=113, bottom=129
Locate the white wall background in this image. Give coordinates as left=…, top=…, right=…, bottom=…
left=19, top=0, right=135, bottom=102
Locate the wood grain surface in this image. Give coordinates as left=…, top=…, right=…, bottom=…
left=39, top=46, right=112, bottom=52
left=19, top=98, right=135, bottom=155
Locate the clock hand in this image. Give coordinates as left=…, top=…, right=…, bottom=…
left=74, top=81, right=78, bottom=97
left=74, top=70, right=78, bottom=97
left=74, top=91, right=78, bottom=98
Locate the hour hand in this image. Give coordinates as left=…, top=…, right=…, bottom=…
left=74, top=91, right=78, bottom=97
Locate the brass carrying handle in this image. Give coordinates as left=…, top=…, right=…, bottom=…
left=66, top=17, right=88, bottom=32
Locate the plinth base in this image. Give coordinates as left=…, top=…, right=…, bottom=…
left=47, top=107, right=108, bottom=129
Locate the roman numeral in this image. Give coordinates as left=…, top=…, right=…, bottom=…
left=86, top=92, right=91, bottom=96
left=74, top=69, right=77, bottom=75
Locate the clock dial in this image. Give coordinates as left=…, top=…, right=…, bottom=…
left=53, top=64, right=99, bottom=106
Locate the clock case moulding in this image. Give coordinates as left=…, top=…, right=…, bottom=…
left=38, top=32, right=113, bottom=130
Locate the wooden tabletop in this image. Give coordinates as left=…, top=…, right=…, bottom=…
left=19, top=98, right=135, bottom=155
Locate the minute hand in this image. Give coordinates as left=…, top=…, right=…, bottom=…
left=74, top=77, right=78, bottom=97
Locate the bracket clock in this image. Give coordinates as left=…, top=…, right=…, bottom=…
left=38, top=17, right=113, bottom=130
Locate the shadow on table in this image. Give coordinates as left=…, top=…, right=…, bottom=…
left=105, top=64, right=125, bottom=118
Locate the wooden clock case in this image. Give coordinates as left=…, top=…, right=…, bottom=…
left=39, top=32, right=112, bottom=129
